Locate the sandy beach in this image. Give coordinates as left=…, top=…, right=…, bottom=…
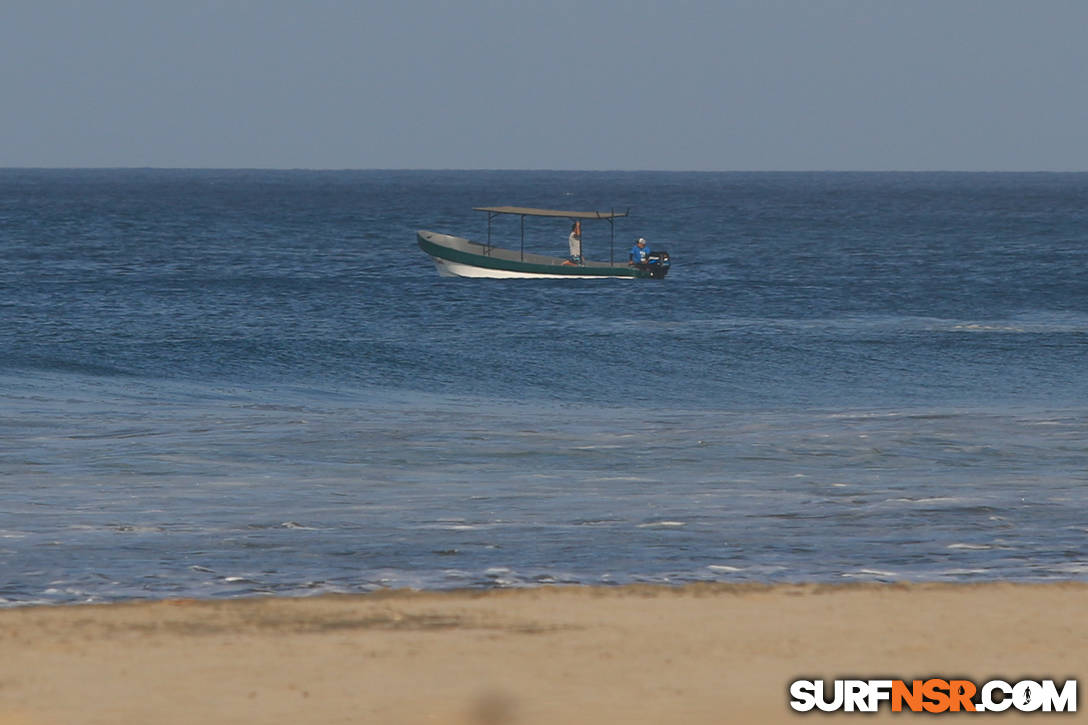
left=1, top=583, right=1084, bottom=724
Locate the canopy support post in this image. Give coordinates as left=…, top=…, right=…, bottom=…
left=609, top=208, right=615, bottom=265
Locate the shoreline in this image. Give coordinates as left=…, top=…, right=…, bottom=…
left=2, top=582, right=1085, bottom=724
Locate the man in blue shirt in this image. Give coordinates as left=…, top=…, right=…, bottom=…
left=629, top=237, right=650, bottom=266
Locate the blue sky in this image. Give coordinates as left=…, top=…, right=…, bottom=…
left=3, top=0, right=1087, bottom=170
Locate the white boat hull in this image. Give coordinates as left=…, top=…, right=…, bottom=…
left=431, top=256, right=630, bottom=280
left=417, top=230, right=665, bottom=279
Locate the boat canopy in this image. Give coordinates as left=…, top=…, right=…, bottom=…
left=473, top=204, right=630, bottom=265
left=473, top=206, right=628, bottom=220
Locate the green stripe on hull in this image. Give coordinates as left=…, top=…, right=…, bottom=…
left=417, top=233, right=647, bottom=278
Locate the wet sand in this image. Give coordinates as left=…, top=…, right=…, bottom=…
left=1, top=582, right=1085, bottom=724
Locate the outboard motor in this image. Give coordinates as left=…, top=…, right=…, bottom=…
left=646, top=249, right=670, bottom=279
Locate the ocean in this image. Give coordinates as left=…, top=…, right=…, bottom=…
left=1, top=169, right=1086, bottom=605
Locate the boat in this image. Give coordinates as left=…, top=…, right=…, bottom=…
left=417, top=206, right=670, bottom=279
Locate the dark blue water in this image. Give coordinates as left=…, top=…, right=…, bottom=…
left=2, top=169, right=1086, bottom=604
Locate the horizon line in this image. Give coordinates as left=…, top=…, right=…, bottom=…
left=3, top=166, right=1087, bottom=174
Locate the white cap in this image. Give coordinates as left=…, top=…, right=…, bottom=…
left=637, top=238, right=646, bottom=244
